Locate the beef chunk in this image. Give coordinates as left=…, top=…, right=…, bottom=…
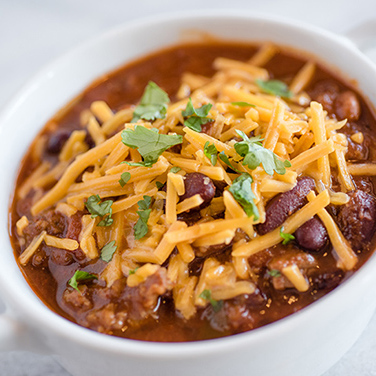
left=124, top=268, right=172, bottom=322
left=337, top=190, right=376, bottom=250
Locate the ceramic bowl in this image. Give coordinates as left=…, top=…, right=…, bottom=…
left=1, top=11, right=376, bottom=376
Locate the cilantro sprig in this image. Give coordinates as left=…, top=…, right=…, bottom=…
left=129, top=267, right=139, bottom=276
left=182, top=98, right=213, bottom=132
left=234, top=130, right=291, bottom=175
left=267, top=269, right=282, bottom=277
left=85, top=195, right=114, bottom=227
left=199, top=289, right=223, bottom=312
left=134, top=195, right=152, bottom=240
left=100, top=240, right=117, bottom=262
left=122, top=125, right=183, bottom=167
left=231, top=101, right=256, bottom=107
left=204, top=142, right=218, bottom=166
left=68, top=270, right=97, bottom=292
left=255, top=79, right=293, bottom=99
left=229, top=173, right=259, bottom=220
left=280, top=226, right=295, bottom=245
left=131, top=81, right=170, bottom=122
left=218, top=152, right=242, bottom=173
left=119, top=172, right=131, bottom=187
left=170, top=166, right=181, bottom=174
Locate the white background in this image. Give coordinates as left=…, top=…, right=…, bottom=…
left=1, top=0, right=376, bottom=375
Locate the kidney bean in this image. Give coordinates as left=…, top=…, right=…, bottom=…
left=337, top=190, right=376, bottom=250
left=309, top=80, right=340, bottom=114
left=257, top=176, right=315, bottom=235
left=85, top=131, right=96, bottom=149
left=46, top=129, right=72, bottom=154
left=177, top=210, right=202, bottom=226
left=180, top=172, right=215, bottom=208
left=334, top=91, right=361, bottom=121
left=294, top=216, right=328, bottom=252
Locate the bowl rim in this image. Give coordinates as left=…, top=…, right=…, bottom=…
left=1, top=9, right=376, bottom=358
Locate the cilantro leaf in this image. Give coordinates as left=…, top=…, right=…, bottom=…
left=134, top=195, right=152, bottom=240
left=255, top=79, right=293, bottom=99
left=218, top=152, right=242, bottom=173
left=119, top=172, right=131, bottom=187
left=204, top=142, right=218, bottom=166
left=280, top=226, right=295, bottom=245
left=85, top=195, right=114, bottom=227
left=199, top=289, right=223, bottom=312
left=182, top=98, right=213, bottom=132
left=100, top=240, right=117, bottom=262
left=131, top=81, right=170, bottom=122
left=234, top=130, right=291, bottom=175
left=98, top=216, right=114, bottom=227
left=122, top=125, right=183, bottom=167
left=170, top=166, right=181, bottom=174
left=231, top=102, right=256, bottom=107
left=156, top=181, right=164, bottom=189
left=68, top=270, right=97, bottom=292
left=267, top=269, right=282, bottom=277
left=138, top=195, right=152, bottom=210
left=229, top=173, right=259, bottom=220
left=129, top=267, right=139, bottom=276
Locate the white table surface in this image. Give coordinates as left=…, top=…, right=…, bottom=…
left=1, top=1, right=376, bottom=375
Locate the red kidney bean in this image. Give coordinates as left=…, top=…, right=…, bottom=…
left=180, top=172, right=215, bottom=208
left=334, top=91, right=361, bottom=121
left=85, top=131, right=96, bottom=149
left=337, top=190, right=376, bottom=250
left=46, top=129, right=72, bottom=154
left=309, top=80, right=340, bottom=114
left=294, top=216, right=328, bottom=252
left=257, top=176, right=315, bottom=235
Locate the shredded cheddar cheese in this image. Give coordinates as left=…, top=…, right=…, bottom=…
left=18, top=42, right=369, bottom=322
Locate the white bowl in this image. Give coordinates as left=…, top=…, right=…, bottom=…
left=1, top=11, right=376, bottom=376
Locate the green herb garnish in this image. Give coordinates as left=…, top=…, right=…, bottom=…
left=182, top=98, right=213, bottom=132
left=218, top=152, right=242, bottom=173
left=199, top=289, right=223, bottom=312
left=122, top=125, right=183, bottom=167
left=131, top=81, right=170, bottom=122
left=229, top=173, right=259, bottom=220
left=255, top=79, right=293, bottom=99
left=267, top=269, right=282, bottom=277
left=231, top=101, right=256, bottom=107
left=68, top=271, right=97, bottom=292
left=134, top=195, right=152, bottom=240
left=280, top=226, right=295, bottom=245
left=234, top=130, right=291, bottom=175
left=203, top=142, right=218, bottom=166
left=119, top=172, right=131, bottom=187
left=100, top=240, right=117, bottom=262
left=170, top=166, right=181, bottom=174
left=85, top=195, right=114, bottom=227
left=156, top=181, right=164, bottom=189
left=129, top=267, right=139, bottom=276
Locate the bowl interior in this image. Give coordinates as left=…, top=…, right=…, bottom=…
left=1, top=11, right=376, bottom=356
